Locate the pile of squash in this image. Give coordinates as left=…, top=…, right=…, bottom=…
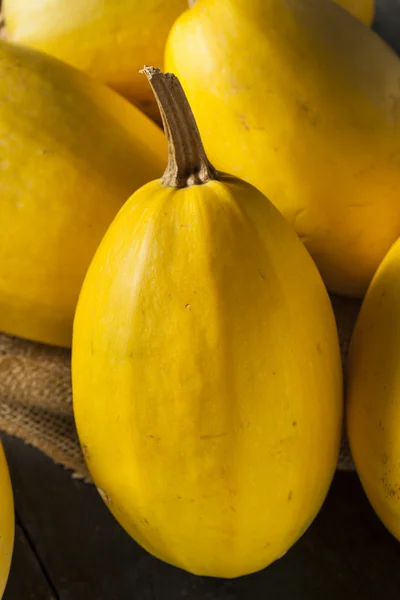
left=1, top=0, right=400, bottom=588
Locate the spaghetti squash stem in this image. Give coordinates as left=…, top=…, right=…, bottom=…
left=141, top=66, right=218, bottom=188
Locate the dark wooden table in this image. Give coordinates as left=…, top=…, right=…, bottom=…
left=2, top=433, right=400, bottom=600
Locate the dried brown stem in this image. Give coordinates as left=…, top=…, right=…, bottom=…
left=141, top=66, right=217, bottom=188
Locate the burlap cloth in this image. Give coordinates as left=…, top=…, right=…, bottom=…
left=0, top=294, right=361, bottom=483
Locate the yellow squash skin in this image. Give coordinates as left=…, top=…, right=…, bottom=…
left=1, top=0, right=187, bottom=121
left=0, top=40, right=166, bottom=348
left=333, top=0, right=374, bottom=24
left=347, top=237, right=400, bottom=540
left=0, top=443, right=14, bottom=599
left=72, top=174, right=343, bottom=578
left=165, top=0, right=400, bottom=297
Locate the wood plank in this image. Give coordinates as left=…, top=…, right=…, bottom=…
left=3, top=433, right=400, bottom=599
left=4, top=524, right=56, bottom=600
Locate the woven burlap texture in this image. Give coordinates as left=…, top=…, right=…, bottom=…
left=0, top=294, right=362, bottom=483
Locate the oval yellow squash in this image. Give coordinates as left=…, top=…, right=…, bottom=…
left=165, top=0, right=400, bottom=297
left=333, top=0, right=374, bottom=24
left=347, top=237, right=400, bottom=540
left=0, top=442, right=14, bottom=599
left=0, top=40, right=166, bottom=348
left=72, top=67, right=343, bottom=578
left=1, top=0, right=187, bottom=121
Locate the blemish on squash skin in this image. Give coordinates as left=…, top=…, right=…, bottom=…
left=238, top=114, right=250, bottom=131
left=288, top=491, right=293, bottom=501
left=97, top=487, right=111, bottom=505
left=296, top=100, right=318, bottom=126
left=381, top=473, right=400, bottom=500
left=185, top=303, right=192, bottom=310
left=292, top=206, right=307, bottom=225
left=200, top=432, right=227, bottom=440
left=229, top=79, right=251, bottom=95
